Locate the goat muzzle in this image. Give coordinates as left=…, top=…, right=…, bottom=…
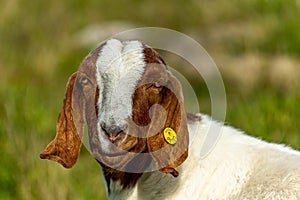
left=100, top=123, right=128, bottom=142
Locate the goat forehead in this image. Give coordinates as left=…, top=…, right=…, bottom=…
left=95, top=39, right=146, bottom=122
left=96, top=39, right=145, bottom=84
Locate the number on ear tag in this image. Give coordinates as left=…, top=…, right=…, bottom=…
left=163, top=127, right=177, bottom=145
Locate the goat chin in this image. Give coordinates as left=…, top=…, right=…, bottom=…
left=41, top=39, right=300, bottom=200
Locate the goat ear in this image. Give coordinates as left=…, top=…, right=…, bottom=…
left=147, top=74, right=189, bottom=177
left=40, top=72, right=84, bottom=168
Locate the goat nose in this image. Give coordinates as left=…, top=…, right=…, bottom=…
left=100, top=122, right=127, bottom=140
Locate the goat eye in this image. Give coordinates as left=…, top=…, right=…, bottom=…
left=81, top=77, right=89, bottom=85
left=153, top=81, right=161, bottom=88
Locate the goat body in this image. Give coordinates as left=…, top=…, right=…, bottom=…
left=40, top=39, right=300, bottom=199
left=117, top=114, right=300, bottom=199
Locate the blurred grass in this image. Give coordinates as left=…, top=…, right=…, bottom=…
left=0, top=0, right=299, bottom=199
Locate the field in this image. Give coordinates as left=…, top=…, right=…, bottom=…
left=0, top=0, right=299, bottom=199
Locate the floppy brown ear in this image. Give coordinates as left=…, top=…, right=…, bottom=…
left=40, top=72, right=84, bottom=168
left=147, top=73, right=189, bottom=177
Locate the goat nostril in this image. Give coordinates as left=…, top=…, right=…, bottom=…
left=100, top=122, right=108, bottom=133
left=100, top=122, right=127, bottom=141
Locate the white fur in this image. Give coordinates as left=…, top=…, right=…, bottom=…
left=108, top=114, right=300, bottom=199
left=95, top=39, right=145, bottom=152
left=94, top=39, right=300, bottom=199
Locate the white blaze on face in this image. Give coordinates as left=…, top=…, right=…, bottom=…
left=95, top=39, right=145, bottom=142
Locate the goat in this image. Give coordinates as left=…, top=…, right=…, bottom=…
left=40, top=39, right=300, bottom=199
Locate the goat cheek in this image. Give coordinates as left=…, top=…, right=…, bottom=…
left=132, top=99, right=151, bottom=126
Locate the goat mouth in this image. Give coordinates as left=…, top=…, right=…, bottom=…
left=97, top=136, right=143, bottom=156
left=107, top=131, right=126, bottom=143
left=95, top=149, right=140, bottom=170
left=91, top=127, right=147, bottom=168
left=103, top=142, right=145, bottom=156
left=95, top=145, right=149, bottom=173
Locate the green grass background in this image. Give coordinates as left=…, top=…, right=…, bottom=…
left=0, top=0, right=299, bottom=199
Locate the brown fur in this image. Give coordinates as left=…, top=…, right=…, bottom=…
left=40, top=42, right=104, bottom=167
left=100, top=151, right=152, bottom=191
left=133, top=60, right=189, bottom=177
left=40, top=42, right=189, bottom=189
left=39, top=72, right=83, bottom=168
left=143, top=46, right=166, bottom=66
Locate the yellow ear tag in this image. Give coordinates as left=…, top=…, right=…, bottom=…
left=163, top=127, right=177, bottom=145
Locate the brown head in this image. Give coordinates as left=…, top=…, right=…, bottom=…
left=40, top=39, right=189, bottom=180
